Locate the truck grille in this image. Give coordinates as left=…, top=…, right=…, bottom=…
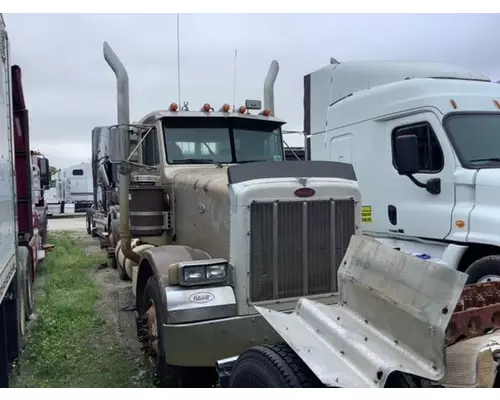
left=249, top=199, right=356, bottom=302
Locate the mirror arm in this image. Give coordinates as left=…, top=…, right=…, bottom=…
left=404, top=174, right=441, bottom=195
left=406, top=174, right=428, bottom=189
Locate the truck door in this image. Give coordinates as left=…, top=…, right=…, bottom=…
left=387, top=112, right=456, bottom=239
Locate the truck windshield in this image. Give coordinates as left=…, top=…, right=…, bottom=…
left=445, top=113, right=500, bottom=168
left=162, top=117, right=284, bottom=164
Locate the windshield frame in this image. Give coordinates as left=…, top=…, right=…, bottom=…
left=161, top=116, right=285, bottom=165
left=442, top=111, right=500, bottom=170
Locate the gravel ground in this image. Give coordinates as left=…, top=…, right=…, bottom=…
left=48, top=214, right=87, bottom=232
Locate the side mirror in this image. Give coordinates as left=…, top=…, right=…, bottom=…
left=39, top=158, right=51, bottom=189
left=394, top=134, right=419, bottom=175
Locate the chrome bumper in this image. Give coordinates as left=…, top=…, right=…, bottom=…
left=163, top=313, right=283, bottom=367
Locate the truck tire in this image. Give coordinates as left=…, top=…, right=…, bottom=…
left=23, top=249, right=34, bottom=320
left=90, top=214, right=98, bottom=237
left=86, top=213, right=91, bottom=235
left=107, top=220, right=120, bottom=270
left=138, top=277, right=215, bottom=388
left=228, top=343, right=324, bottom=388
left=109, top=220, right=120, bottom=248
left=465, top=255, right=500, bottom=284
left=17, top=246, right=34, bottom=324
left=140, top=276, right=182, bottom=387
left=41, top=226, right=48, bottom=246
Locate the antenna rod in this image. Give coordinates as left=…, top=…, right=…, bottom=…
left=232, top=49, right=237, bottom=112
left=176, top=13, right=181, bottom=105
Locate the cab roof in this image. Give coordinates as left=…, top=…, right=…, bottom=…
left=136, top=110, right=286, bottom=126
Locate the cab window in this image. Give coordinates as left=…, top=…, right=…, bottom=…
left=142, top=128, right=160, bottom=166
left=392, top=122, right=444, bottom=173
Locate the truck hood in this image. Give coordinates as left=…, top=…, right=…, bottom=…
left=167, top=166, right=228, bottom=193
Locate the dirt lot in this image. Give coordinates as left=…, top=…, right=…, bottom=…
left=47, top=214, right=87, bottom=232
left=10, top=216, right=154, bottom=387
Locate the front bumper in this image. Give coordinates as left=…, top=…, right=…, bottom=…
left=163, top=312, right=283, bottom=367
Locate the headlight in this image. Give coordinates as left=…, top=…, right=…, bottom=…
left=207, top=264, right=227, bottom=280
left=175, top=259, right=229, bottom=286
left=183, top=266, right=206, bottom=283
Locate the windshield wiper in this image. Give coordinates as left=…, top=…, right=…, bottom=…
left=172, top=158, right=214, bottom=164
left=469, top=157, right=500, bottom=164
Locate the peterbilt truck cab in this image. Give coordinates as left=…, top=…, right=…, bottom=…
left=91, top=41, right=361, bottom=387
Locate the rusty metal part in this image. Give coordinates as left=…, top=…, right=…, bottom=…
left=446, top=281, right=500, bottom=346
left=439, top=331, right=500, bottom=388
left=147, top=302, right=159, bottom=355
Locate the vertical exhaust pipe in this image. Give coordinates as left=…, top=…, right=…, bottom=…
left=103, top=41, right=140, bottom=264
left=264, top=60, right=279, bottom=116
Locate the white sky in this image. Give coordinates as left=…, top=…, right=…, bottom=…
left=4, top=13, right=500, bottom=168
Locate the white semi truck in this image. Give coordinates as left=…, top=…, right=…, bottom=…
left=303, top=59, right=500, bottom=284
left=46, top=162, right=93, bottom=216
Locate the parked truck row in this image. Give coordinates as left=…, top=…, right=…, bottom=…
left=1, top=14, right=51, bottom=388
left=85, top=39, right=500, bottom=388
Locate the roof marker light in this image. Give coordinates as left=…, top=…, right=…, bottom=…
left=238, top=106, right=247, bottom=114
left=201, top=103, right=212, bottom=112
left=169, top=102, right=178, bottom=111
left=220, top=104, right=231, bottom=112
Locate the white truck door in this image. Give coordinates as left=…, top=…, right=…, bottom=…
left=387, top=112, right=456, bottom=239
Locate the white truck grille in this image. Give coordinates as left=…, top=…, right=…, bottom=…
left=249, top=198, right=356, bottom=302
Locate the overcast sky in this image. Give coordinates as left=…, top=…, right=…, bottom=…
left=4, top=13, right=500, bottom=168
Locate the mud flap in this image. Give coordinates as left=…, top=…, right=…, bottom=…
left=254, top=235, right=468, bottom=388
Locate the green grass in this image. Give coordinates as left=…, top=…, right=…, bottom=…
left=10, top=231, right=154, bottom=388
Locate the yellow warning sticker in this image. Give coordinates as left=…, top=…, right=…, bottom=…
left=361, top=205, right=372, bottom=223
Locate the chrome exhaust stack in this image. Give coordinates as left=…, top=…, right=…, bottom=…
left=102, top=41, right=139, bottom=264
left=263, top=60, right=279, bottom=116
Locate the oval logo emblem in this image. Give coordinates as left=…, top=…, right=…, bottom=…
left=294, top=187, right=315, bottom=198
left=189, top=292, right=215, bottom=304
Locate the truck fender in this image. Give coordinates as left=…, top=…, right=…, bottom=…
left=135, top=245, right=212, bottom=314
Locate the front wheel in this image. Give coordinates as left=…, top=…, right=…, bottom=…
left=18, top=246, right=34, bottom=321
left=138, top=276, right=182, bottom=387
left=24, top=250, right=34, bottom=319
left=465, top=255, right=500, bottom=284
left=228, top=343, right=324, bottom=388
left=86, top=213, right=91, bottom=235
left=90, top=214, right=98, bottom=237
left=138, top=277, right=215, bottom=387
